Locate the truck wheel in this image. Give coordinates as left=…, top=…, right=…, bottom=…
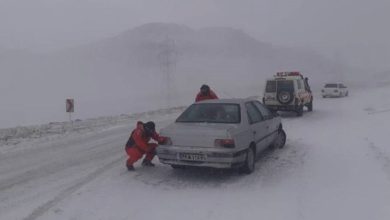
left=239, top=147, right=255, bottom=174
left=296, top=105, right=303, bottom=116
left=277, top=91, right=293, bottom=104
left=307, top=100, right=313, bottom=112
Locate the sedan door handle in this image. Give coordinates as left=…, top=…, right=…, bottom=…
left=253, top=131, right=257, bottom=134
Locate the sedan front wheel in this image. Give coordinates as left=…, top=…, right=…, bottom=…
left=272, top=129, right=286, bottom=149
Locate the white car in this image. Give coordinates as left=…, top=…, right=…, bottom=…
left=322, top=83, right=349, bottom=98
left=263, top=72, right=313, bottom=116
left=156, top=98, right=286, bottom=174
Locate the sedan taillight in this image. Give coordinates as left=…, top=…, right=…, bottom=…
left=215, top=139, right=235, bottom=148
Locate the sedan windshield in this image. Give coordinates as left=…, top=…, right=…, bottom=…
left=325, top=83, right=338, bottom=88
left=176, top=103, right=241, bottom=124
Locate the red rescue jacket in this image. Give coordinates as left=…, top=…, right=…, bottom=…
left=195, top=90, right=219, bottom=102
left=125, top=121, right=161, bottom=152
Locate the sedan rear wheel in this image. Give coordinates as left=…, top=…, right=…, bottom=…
left=307, top=99, right=313, bottom=112
left=240, top=147, right=255, bottom=174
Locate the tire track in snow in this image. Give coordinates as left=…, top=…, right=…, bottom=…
left=367, top=108, right=390, bottom=115
left=131, top=164, right=237, bottom=190
left=235, top=138, right=308, bottom=188
left=367, top=140, right=390, bottom=180
left=22, top=155, right=124, bottom=220
left=17, top=115, right=180, bottom=220
left=0, top=126, right=127, bottom=176
left=0, top=113, right=179, bottom=219
left=128, top=138, right=308, bottom=192
left=0, top=132, right=125, bottom=192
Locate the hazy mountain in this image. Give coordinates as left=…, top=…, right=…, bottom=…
left=0, top=23, right=358, bottom=127
left=42, top=23, right=356, bottom=93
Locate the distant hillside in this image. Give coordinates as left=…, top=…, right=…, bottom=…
left=55, top=23, right=352, bottom=87
left=0, top=23, right=356, bottom=127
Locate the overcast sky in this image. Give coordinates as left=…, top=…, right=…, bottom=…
left=0, top=0, right=389, bottom=71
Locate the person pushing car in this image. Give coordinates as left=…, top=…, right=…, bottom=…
left=195, top=84, right=219, bottom=102
left=125, top=121, right=165, bottom=171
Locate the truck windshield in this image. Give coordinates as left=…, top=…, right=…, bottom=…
left=176, top=103, right=241, bottom=124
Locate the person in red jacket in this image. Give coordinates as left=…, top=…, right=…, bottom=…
left=125, top=121, right=164, bottom=171
left=195, top=84, right=219, bottom=102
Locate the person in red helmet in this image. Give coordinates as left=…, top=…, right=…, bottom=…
left=195, top=84, right=219, bottom=102
left=124, top=121, right=165, bottom=171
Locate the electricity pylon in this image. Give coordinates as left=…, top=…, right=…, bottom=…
left=158, top=37, right=177, bottom=108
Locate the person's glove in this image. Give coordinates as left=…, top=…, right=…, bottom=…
left=158, top=136, right=167, bottom=144
left=150, top=143, right=158, bottom=148
left=147, top=143, right=158, bottom=152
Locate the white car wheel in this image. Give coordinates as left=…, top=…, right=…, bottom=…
left=270, top=128, right=287, bottom=149
left=274, top=129, right=286, bottom=149
left=240, top=147, right=255, bottom=174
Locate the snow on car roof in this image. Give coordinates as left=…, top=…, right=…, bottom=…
left=196, top=98, right=258, bottom=104
left=325, top=82, right=345, bottom=84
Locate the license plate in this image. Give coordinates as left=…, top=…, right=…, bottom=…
left=178, top=153, right=206, bottom=161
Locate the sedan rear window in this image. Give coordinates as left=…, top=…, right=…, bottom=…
left=176, top=103, right=241, bottom=124
left=325, top=84, right=338, bottom=88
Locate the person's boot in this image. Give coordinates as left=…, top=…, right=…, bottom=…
left=142, top=159, right=155, bottom=167
left=127, top=164, right=135, bottom=171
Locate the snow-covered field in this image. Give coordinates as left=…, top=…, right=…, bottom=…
left=1, top=87, right=390, bottom=220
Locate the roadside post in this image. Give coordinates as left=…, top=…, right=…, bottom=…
left=66, top=99, right=74, bottom=123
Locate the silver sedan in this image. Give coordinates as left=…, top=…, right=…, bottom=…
left=157, top=98, right=286, bottom=174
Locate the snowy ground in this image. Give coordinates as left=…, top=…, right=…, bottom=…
left=1, top=87, right=390, bottom=220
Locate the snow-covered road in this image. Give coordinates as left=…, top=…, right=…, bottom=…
left=1, top=88, right=390, bottom=220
